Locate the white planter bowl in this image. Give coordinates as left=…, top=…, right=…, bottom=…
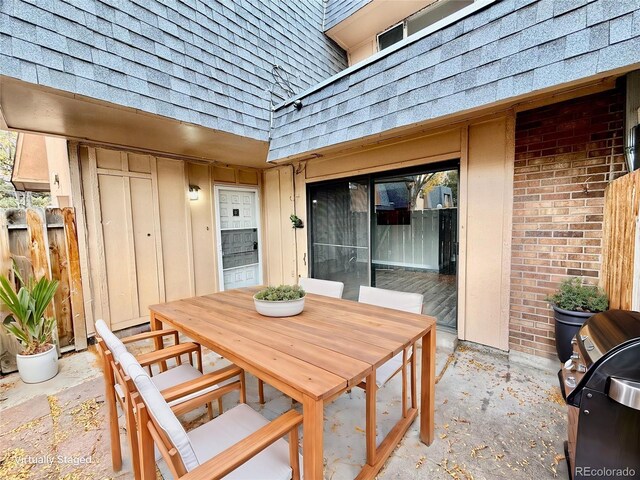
left=16, top=344, right=59, bottom=384
left=253, top=296, right=305, bottom=317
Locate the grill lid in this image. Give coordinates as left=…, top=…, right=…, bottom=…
left=578, top=310, right=640, bottom=364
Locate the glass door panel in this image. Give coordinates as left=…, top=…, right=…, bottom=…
left=216, top=187, right=261, bottom=290
left=309, top=180, right=369, bottom=300
left=372, top=170, right=458, bottom=329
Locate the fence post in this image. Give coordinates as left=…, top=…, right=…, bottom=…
left=26, top=208, right=60, bottom=356
left=0, top=212, right=21, bottom=373
left=63, top=208, right=87, bottom=350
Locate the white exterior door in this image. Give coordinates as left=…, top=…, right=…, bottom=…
left=215, top=186, right=262, bottom=290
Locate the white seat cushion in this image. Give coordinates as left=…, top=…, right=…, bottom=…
left=151, top=363, right=202, bottom=391
left=360, top=350, right=413, bottom=388
left=374, top=352, right=403, bottom=388
left=114, top=360, right=218, bottom=408
left=152, top=364, right=220, bottom=407
left=188, top=403, right=298, bottom=480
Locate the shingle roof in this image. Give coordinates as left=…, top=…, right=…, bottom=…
left=268, top=0, right=640, bottom=161
left=0, top=0, right=347, bottom=141
left=324, top=0, right=372, bottom=30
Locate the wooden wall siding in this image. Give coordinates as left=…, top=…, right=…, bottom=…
left=188, top=163, right=218, bottom=295
left=78, top=145, right=261, bottom=333
left=157, top=158, right=194, bottom=302
left=466, top=118, right=511, bottom=350
left=0, top=207, right=85, bottom=374
left=601, top=170, right=640, bottom=310
left=213, top=165, right=259, bottom=185
left=305, top=128, right=461, bottom=181
left=263, top=167, right=297, bottom=286
left=510, top=87, right=627, bottom=359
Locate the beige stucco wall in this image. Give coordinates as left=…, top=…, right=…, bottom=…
left=263, top=115, right=514, bottom=350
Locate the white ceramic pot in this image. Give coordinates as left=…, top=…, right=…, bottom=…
left=253, top=296, right=305, bottom=317
left=16, top=344, right=59, bottom=384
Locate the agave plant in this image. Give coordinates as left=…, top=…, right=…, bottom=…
left=0, top=268, right=59, bottom=355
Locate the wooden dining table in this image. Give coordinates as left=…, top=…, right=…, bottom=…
left=149, top=286, right=436, bottom=480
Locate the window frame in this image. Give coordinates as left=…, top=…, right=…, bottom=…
left=376, top=21, right=407, bottom=52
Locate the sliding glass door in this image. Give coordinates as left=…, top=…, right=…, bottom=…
left=308, top=179, right=369, bottom=300
left=371, top=170, right=458, bottom=329
left=308, top=164, right=459, bottom=329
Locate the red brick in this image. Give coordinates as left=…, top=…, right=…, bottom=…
left=510, top=86, right=626, bottom=358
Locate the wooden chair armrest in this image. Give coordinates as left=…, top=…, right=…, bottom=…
left=180, top=410, right=303, bottom=480
left=161, top=365, right=243, bottom=403
left=135, top=342, right=199, bottom=367
left=170, top=382, right=241, bottom=416
left=121, top=329, right=181, bottom=345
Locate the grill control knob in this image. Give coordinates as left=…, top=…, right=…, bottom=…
left=580, top=335, right=588, bottom=341
left=565, top=376, right=576, bottom=388
left=577, top=364, right=587, bottom=373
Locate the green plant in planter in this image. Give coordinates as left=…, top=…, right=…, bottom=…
left=255, top=285, right=305, bottom=301
left=546, top=277, right=608, bottom=313
left=0, top=269, right=59, bottom=355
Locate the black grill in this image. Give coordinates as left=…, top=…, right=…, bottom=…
left=558, top=309, right=640, bottom=480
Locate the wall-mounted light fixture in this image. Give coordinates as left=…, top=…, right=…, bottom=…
left=188, top=184, right=201, bottom=201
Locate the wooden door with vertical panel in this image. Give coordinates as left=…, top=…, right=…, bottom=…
left=93, top=148, right=161, bottom=330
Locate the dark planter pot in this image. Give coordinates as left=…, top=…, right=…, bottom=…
left=552, top=305, right=595, bottom=362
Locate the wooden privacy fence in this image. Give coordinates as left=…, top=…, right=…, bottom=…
left=601, top=170, right=640, bottom=310
left=0, top=207, right=86, bottom=374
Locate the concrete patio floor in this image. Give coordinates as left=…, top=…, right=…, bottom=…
left=0, top=339, right=568, bottom=480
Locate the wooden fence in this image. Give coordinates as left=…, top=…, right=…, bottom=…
left=601, top=170, right=640, bottom=310
left=0, top=207, right=86, bottom=374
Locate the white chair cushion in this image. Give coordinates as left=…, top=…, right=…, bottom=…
left=114, top=355, right=219, bottom=409
left=358, top=286, right=423, bottom=314
left=95, top=319, right=126, bottom=362
left=188, top=403, right=298, bottom=480
left=152, top=364, right=220, bottom=407
left=299, top=277, right=344, bottom=298
left=113, top=352, right=141, bottom=398
left=127, top=362, right=200, bottom=472
left=374, top=352, right=403, bottom=388
left=360, top=350, right=413, bottom=388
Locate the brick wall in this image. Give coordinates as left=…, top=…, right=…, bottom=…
left=510, top=86, right=627, bottom=359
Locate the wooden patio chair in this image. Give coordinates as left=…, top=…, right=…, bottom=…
left=357, top=286, right=424, bottom=417
left=258, top=277, right=345, bottom=404
left=127, top=359, right=302, bottom=480
left=113, top=352, right=244, bottom=480
left=95, top=320, right=245, bottom=477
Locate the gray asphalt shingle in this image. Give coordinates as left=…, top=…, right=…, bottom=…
left=0, top=0, right=347, bottom=141
left=268, top=0, right=640, bottom=161
left=324, top=0, right=371, bottom=31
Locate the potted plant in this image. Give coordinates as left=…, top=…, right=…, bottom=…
left=253, top=285, right=306, bottom=317
left=0, top=269, right=59, bottom=383
left=546, top=277, right=608, bottom=362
